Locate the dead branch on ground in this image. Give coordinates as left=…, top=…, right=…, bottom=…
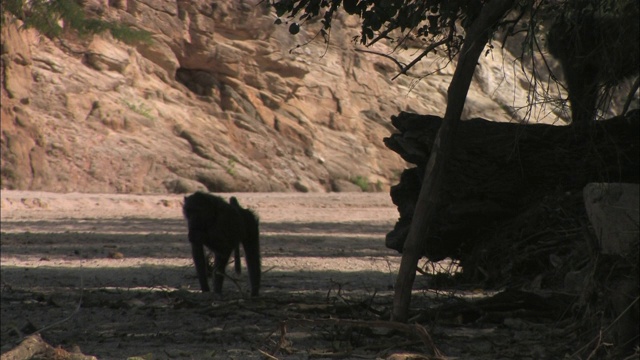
left=0, top=334, right=97, bottom=360
left=264, top=318, right=446, bottom=359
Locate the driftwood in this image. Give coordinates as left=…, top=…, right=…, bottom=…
left=0, top=334, right=97, bottom=360
left=384, top=110, right=640, bottom=261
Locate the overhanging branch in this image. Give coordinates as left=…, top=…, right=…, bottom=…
left=391, top=34, right=453, bottom=81
left=354, top=48, right=406, bottom=71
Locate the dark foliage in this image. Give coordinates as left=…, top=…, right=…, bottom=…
left=1, top=0, right=150, bottom=43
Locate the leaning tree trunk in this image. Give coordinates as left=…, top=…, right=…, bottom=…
left=392, top=0, right=516, bottom=322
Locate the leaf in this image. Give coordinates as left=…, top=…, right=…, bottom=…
left=364, top=27, right=374, bottom=40
left=289, top=22, right=300, bottom=34
left=343, top=0, right=358, bottom=14
left=369, top=13, right=382, bottom=31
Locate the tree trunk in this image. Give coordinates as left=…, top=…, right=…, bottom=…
left=392, top=0, right=516, bottom=322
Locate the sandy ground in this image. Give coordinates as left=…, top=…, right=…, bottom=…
left=1, top=191, right=569, bottom=360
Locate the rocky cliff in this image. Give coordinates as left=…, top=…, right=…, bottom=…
left=1, top=0, right=579, bottom=194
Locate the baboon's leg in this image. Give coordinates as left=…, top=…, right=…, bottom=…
left=234, top=244, right=241, bottom=275
left=242, top=225, right=261, bottom=297
left=229, top=196, right=243, bottom=275
left=212, top=251, right=232, bottom=295
left=189, top=232, right=210, bottom=292
left=229, top=196, right=261, bottom=296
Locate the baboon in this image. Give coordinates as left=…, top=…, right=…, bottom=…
left=183, top=192, right=261, bottom=296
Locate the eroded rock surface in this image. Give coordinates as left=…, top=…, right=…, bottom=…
left=1, top=1, right=575, bottom=193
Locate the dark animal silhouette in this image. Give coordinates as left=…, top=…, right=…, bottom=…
left=183, top=192, right=261, bottom=296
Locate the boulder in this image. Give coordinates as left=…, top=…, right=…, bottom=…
left=584, top=183, right=639, bottom=255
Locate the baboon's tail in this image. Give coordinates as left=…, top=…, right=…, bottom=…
left=234, top=244, right=241, bottom=274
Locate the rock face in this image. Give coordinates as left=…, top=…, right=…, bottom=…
left=0, top=1, right=604, bottom=194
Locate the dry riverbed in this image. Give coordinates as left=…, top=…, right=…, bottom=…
left=1, top=191, right=571, bottom=359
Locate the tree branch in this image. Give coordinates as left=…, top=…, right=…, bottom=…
left=391, top=35, right=452, bottom=80
left=622, top=76, right=640, bottom=115
left=354, top=48, right=405, bottom=71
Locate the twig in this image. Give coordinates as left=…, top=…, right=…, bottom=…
left=267, top=321, right=290, bottom=358
left=282, top=318, right=446, bottom=359
left=218, top=270, right=246, bottom=299
left=391, top=35, right=452, bottom=81
left=571, top=296, right=640, bottom=358
left=622, top=76, right=640, bottom=115
left=354, top=48, right=405, bottom=71
left=29, top=276, right=84, bottom=338
left=289, top=27, right=328, bottom=55
left=258, top=349, right=279, bottom=360
left=585, top=330, right=608, bottom=360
